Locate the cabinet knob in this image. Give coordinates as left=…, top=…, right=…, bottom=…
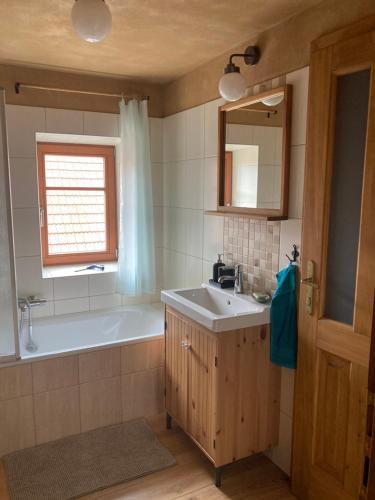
left=181, top=340, right=191, bottom=350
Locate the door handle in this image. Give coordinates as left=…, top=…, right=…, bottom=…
left=301, top=277, right=319, bottom=289
left=181, top=341, right=191, bottom=350
left=301, top=260, right=319, bottom=315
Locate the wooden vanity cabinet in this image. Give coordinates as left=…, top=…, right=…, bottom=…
left=165, top=306, right=281, bottom=481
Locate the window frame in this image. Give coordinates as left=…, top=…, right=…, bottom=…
left=37, top=142, right=117, bottom=266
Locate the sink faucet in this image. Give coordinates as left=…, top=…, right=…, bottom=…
left=18, top=296, right=47, bottom=352
left=218, top=275, right=235, bottom=284
left=234, top=265, right=244, bottom=294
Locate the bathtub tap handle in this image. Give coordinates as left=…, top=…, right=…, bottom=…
left=27, top=296, right=48, bottom=307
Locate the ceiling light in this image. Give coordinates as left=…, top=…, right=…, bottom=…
left=261, top=94, right=284, bottom=107
left=218, top=46, right=260, bottom=102
left=71, top=0, right=112, bottom=43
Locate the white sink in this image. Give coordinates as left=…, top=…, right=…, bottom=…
left=161, top=283, right=270, bottom=332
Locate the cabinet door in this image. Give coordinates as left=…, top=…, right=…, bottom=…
left=188, top=322, right=218, bottom=459
left=165, top=308, right=189, bottom=429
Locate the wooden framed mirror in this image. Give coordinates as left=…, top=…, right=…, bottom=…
left=217, top=85, right=292, bottom=219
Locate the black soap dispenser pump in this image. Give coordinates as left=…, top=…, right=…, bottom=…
left=213, top=254, right=225, bottom=283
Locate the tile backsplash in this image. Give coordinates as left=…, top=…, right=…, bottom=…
left=223, top=216, right=280, bottom=295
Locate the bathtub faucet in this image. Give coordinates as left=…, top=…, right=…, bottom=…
left=18, top=296, right=47, bottom=353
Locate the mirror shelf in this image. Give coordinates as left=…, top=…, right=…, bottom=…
left=216, top=85, right=292, bottom=219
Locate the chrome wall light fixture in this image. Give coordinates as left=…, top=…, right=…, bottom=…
left=218, top=45, right=260, bottom=101
left=71, top=0, right=112, bottom=43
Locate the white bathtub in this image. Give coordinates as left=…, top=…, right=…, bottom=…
left=20, top=302, right=164, bottom=360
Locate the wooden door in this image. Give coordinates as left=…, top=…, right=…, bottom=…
left=292, top=19, right=375, bottom=500
left=187, top=322, right=217, bottom=459
left=165, top=307, right=189, bottom=429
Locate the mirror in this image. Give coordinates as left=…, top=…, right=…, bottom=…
left=218, top=85, right=292, bottom=218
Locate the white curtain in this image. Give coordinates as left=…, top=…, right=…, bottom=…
left=116, top=98, right=156, bottom=296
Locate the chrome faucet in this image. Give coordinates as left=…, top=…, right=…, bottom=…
left=218, top=275, right=235, bottom=284
left=234, top=265, right=244, bottom=294
left=18, top=296, right=47, bottom=352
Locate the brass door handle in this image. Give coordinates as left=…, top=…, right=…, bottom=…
left=301, top=277, right=319, bottom=289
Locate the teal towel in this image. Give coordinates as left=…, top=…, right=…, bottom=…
left=270, top=263, right=297, bottom=369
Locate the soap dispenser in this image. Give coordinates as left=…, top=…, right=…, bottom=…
left=213, top=254, right=225, bottom=283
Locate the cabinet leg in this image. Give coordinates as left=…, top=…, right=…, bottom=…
left=166, top=413, right=172, bottom=430
left=214, top=466, right=223, bottom=487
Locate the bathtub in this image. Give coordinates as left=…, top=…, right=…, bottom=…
left=20, top=302, right=165, bottom=360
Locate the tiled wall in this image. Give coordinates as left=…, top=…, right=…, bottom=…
left=161, top=67, right=309, bottom=474
left=0, top=337, right=164, bottom=456
left=6, top=105, right=163, bottom=317
left=224, top=218, right=280, bottom=294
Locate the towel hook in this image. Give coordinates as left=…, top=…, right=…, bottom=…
left=286, top=244, right=299, bottom=263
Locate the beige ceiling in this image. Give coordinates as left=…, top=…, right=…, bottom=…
left=0, top=0, right=322, bottom=83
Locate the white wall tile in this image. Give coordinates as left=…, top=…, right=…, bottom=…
left=162, top=249, right=186, bottom=290
left=16, top=256, right=53, bottom=300
left=204, top=157, right=218, bottom=211
left=280, top=368, right=295, bottom=418
left=153, top=206, right=163, bottom=248
left=83, top=111, right=119, bottom=137
left=186, top=105, right=204, bottom=159
left=184, top=159, right=204, bottom=209
left=46, top=109, right=84, bottom=135
left=163, top=113, right=186, bottom=162
left=89, top=293, right=121, bottom=311
left=202, top=259, right=213, bottom=283
left=89, top=273, right=117, bottom=296
left=185, top=210, right=203, bottom=258
left=163, top=207, right=187, bottom=253
left=289, top=145, right=305, bottom=219
left=267, top=412, right=293, bottom=475
left=151, top=162, right=163, bottom=206
left=9, top=157, right=39, bottom=208
left=53, top=276, right=89, bottom=300
left=279, top=219, right=302, bottom=271
left=6, top=105, right=45, bottom=157
left=12, top=208, right=41, bottom=257
left=149, top=118, right=163, bottom=163
left=204, top=98, right=225, bottom=157
left=203, top=215, right=223, bottom=262
left=286, top=66, right=309, bottom=146
left=54, top=297, right=89, bottom=315
left=185, top=256, right=203, bottom=288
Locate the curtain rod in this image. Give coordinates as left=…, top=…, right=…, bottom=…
left=14, top=82, right=149, bottom=100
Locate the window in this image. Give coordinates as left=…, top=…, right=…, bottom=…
left=37, top=143, right=117, bottom=266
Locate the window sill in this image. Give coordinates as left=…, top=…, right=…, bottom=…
left=42, top=262, right=118, bottom=279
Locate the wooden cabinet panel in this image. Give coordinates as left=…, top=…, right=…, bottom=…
left=165, top=306, right=280, bottom=469
left=188, top=323, right=217, bottom=458
left=165, top=309, right=189, bottom=429
left=215, top=326, right=280, bottom=466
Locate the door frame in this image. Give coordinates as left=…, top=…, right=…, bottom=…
left=291, top=15, right=375, bottom=500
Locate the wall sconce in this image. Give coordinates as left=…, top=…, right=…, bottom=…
left=218, top=45, right=260, bottom=102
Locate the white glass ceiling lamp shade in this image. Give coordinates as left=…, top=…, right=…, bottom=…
left=71, top=0, right=112, bottom=43
left=218, top=46, right=260, bottom=102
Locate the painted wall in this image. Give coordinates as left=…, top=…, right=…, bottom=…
left=6, top=105, right=163, bottom=317
left=163, top=0, right=375, bottom=115
left=161, top=66, right=309, bottom=474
